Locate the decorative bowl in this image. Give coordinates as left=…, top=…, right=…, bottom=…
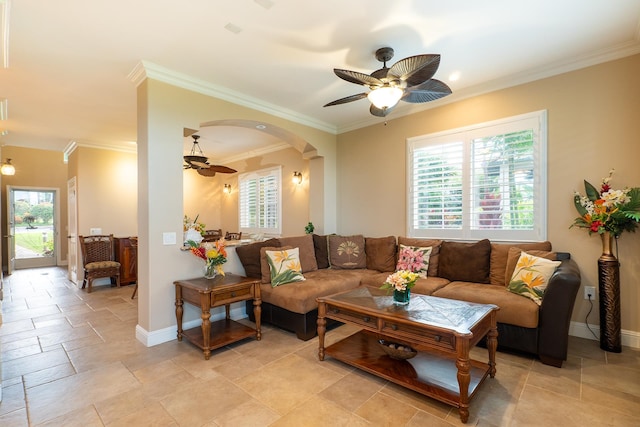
left=378, top=339, right=417, bottom=360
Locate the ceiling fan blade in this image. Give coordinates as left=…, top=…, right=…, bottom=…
left=369, top=103, right=396, bottom=117
left=189, top=159, right=210, bottom=169
left=402, top=79, right=452, bottom=103
left=389, top=54, right=441, bottom=87
left=334, top=69, right=382, bottom=86
left=197, top=168, right=217, bottom=177
left=209, top=165, right=237, bottom=174
left=323, top=93, right=368, bottom=107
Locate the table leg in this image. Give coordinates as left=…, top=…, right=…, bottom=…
left=456, top=340, right=471, bottom=423
left=175, top=285, right=184, bottom=341
left=487, top=315, right=498, bottom=378
left=253, top=295, right=262, bottom=341
left=317, top=302, right=326, bottom=361
left=200, top=294, right=212, bottom=360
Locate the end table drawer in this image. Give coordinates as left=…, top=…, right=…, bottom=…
left=382, top=321, right=455, bottom=350
left=326, top=306, right=377, bottom=329
left=212, top=287, right=252, bottom=304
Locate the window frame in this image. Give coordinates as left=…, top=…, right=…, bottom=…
left=406, top=110, right=548, bottom=242
left=238, top=165, right=282, bottom=236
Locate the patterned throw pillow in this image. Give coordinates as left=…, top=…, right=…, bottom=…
left=328, top=235, right=367, bottom=269
left=507, top=252, right=561, bottom=305
left=265, top=248, right=306, bottom=287
left=396, top=244, right=432, bottom=277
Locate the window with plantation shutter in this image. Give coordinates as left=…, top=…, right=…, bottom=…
left=407, top=110, right=547, bottom=241
left=239, top=166, right=282, bottom=235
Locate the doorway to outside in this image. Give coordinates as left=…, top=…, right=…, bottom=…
left=7, top=186, right=60, bottom=272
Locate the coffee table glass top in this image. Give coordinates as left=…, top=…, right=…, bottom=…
left=322, top=287, right=498, bottom=335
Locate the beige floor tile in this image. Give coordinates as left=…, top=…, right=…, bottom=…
left=23, top=362, right=77, bottom=389
left=0, top=408, right=29, bottom=427
left=2, top=348, right=70, bottom=382
left=355, top=391, right=418, bottom=426
left=160, top=377, right=252, bottom=425
left=582, top=362, right=640, bottom=398
left=525, top=354, right=582, bottom=398
left=35, top=405, right=105, bottom=427
left=0, top=382, right=26, bottom=416
left=104, top=401, right=177, bottom=427
left=212, top=399, right=280, bottom=427
left=271, top=395, right=370, bottom=427
left=2, top=343, right=42, bottom=362
left=406, top=410, right=456, bottom=427
left=132, top=359, right=186, bottom=383
left=26, top=361, right=140, bottom=425
left=319, top=370, right=386, bottom=412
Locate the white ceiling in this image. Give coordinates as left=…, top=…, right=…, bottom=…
left=1, top=0, right=639, bottom=161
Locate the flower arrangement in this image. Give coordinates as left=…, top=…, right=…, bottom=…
left=380, top=270, right=420, bottom=292
left=183, top=215, right=206, bottom=235
left=571, top=169, right=640, bottom=237
left=186, top=238, right=227, bottom=278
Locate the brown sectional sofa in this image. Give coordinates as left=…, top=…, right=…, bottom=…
left=238, top=234, right=581, bottom=367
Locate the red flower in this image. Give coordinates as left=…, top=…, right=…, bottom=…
left=601, top=183, right=611, bottom=193
left=190, top=246, right=206, bottom=260
left=590, top=220, right=602, bottom=232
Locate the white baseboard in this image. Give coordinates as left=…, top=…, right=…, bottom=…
left=569, top=320, right=640, bottom=349
left=135, top=304, right=248, bottom=347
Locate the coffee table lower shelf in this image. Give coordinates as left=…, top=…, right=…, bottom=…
left=325, top=330, right=490, bottom=409
left=181, top=318, right=256, bottom=352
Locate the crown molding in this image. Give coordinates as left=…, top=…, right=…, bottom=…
left=0, top=0, right=10, bottom=68
left=128, top=60, right=338, bottom=135
left=0, top=97, right=7, bottom=120
left=218, top=141, right=291, bottom=165
left=64, top=139, right=136, bottom=160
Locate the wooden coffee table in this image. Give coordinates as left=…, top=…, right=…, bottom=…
left=174, top=274, right=261, bottom=359
left=317, top=287, right=498, bottom=423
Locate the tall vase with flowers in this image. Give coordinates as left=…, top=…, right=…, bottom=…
left=571, top=169, right=640, bottom=353
left=187, top=238, right=228, bottom=279
left=380, top=270, right=420, bottom=305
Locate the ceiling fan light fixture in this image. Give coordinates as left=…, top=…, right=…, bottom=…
left=367, top=86, right=403, bottom=109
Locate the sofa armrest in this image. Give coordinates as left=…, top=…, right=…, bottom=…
left=537, top=257, right=581, bottom=366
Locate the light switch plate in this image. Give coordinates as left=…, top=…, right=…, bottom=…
left=163, top=232, right=177, bottom=245
left=90, top=228, right=102, bottom=235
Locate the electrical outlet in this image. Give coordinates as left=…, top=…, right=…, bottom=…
left=584, top=286, right=596, bottom=300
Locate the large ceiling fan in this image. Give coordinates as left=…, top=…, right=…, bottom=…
left=324, top=47, right=452, bottom=117
left=183, top=135, right=237, bottom=177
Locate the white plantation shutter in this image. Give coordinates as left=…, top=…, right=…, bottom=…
left=408, top=111, right=547, bottom=241
left=239, top=166, right=282, bottom=234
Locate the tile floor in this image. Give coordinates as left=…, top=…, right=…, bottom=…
left=0, top=267, right=638, bottom=426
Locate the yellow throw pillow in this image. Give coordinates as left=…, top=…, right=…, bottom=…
left=265, top=247, right=306, bottom=287
left=507, top=252, right=561, bottom=305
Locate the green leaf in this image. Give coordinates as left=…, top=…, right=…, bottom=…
left=573, top=194, right=588, bottom=217
left=584, top=180, right=600, bottom=202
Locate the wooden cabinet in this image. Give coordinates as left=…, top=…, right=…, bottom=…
left=114, top=237, right=137, bottom=285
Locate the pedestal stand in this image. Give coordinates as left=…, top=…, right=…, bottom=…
left=598, top=233, right=621, bottom=353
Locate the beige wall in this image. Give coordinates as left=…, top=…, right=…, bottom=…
left=336, top=54, right=640, bottom=337
left=0, top=146, right=69, bottom=268
left=137, top=79, right=336, bottom=335
left=183, top=147, right=310, bottom=238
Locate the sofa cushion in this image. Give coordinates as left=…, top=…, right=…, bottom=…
left=438, top=239, right=491, bottom=283
left=328, top=235, right=367, bottom=269
left=433, top=281, right=539, bottom=328
left=396, top=244, right=432, bottom=277
left=312, top=234, right=330, bottom=269
left=265, top=247, right=306, bottom=287
left=259, top=269, right=363, bottom=314
left=397, top=237, right=442, bottom=277
left=365, top=236, right=397, bottom=272
left=504, top=247, right=557, bottom=287
left=490, top=241, right=552, bottom=286
left=235, top=238, right=280, bottom=278
left=276, top=235, right=318, bottom=273
left=260, top=246, right=293, bottom=284
left=507, top=252, right=561, bottom=305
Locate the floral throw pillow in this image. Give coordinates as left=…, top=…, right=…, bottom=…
left=507, top=252, right=561, bottom=305
left=396, top=244, right=432, bottom=278
left=328, top=235, right=367, bottom=269
left=265, top=248, right=306, bottom=287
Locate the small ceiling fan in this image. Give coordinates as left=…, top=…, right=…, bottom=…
left=183, top=135, right=237, bottom=177
left=324, top=47, right=452, bottom=117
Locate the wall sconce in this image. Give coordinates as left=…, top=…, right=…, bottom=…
left=292, top=171, right=302, bottom=185
left=223, top=183, right=231, bottom=194
left=1, top=158, right=15, bottom=176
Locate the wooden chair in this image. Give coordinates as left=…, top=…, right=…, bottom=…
left=202, top=229, right=222, bottom=242
left=130, top=236, right=138, bottom=299
left=79, top=234, right=121, bottom=293
left=224, top=231, right=242, bottom=240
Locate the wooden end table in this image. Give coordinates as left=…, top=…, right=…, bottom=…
left=317, top=287, right=498, bottom=423
left=174, top=274, right=261, bottom=359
